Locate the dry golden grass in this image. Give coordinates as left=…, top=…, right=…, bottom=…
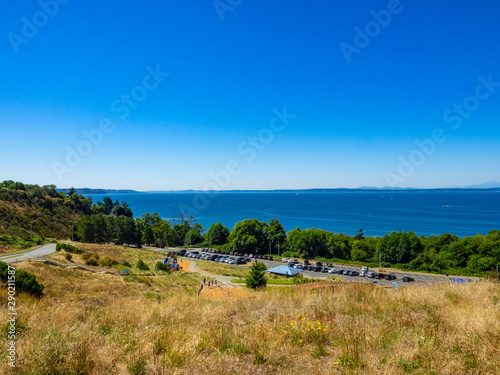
left=1, top=244, right=499, bottom=374
left=200, top=286, right=253, bottom=301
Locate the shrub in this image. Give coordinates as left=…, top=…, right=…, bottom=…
left=136, top=259, right=150, bottom=271
left=31, top=235, right=44, bottom=245
left=85, top=258, right=98, bottom=266
left=65, top=253, right=73, bottom=261
left=122, top=261, right=132, bottom=267
left=0, top=262, right=44, bottom=298
left=81, top=252, right=92, bottom=260
left=56, top=243, right=84, bottom=254
left=155, top=261, right=170, bottom=272
left=99, top=257, right=118, bottom=268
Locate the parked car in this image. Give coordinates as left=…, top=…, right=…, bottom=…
left=315, top=261, right=323, bottom=267
left=376, top=273, right=387, bottom=279
left=328, top=269, right=339, bottom=274
left=282, top=258, right=289, bottom=263
left=343, top=270, right=351, bottom=275
left=402, top=277, right=415, bottom=282
left=313, top=266, right=322, bottom=272
left=304, top=259, right=310, bottom=265
left=350, top=271, right=359, bottom=276
left=384, top=274, right=396, bottom=280
left=321, top=267, right=330, bottom=273
left=367, top=271, right=377, bottom=278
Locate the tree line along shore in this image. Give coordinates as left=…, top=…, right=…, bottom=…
left=0, top=181, right=499, bottom=277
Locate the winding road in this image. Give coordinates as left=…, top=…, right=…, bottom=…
left=0, top=243, right=57, bottom=264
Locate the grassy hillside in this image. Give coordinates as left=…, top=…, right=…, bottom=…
left=0, top=244, right=499, bottom=374
left=0, top=181, right=92, bottom=250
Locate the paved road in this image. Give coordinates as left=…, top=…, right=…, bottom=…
left=0, top=243, right=57, bottom=264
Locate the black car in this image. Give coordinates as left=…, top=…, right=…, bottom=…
left=343, top=270, right=351, bottom=276
left=350, top=271, right=359, bottom=276
left=313, top=266, right=322, bottom=272
left=321, top=267, right=330, bottom=273
left=402, top=277, right=415, bottom=282
left=384, top=274, right=396, bottom=280
left=376, top=273, right=387, bottom=279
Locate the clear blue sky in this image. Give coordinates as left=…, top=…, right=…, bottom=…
left=1, top=0, right=499, bottom=190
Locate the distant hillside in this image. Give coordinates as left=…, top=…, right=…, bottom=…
left=57, top=188, right=138, bottom=195
left=0, top=181, right=93, bottom=249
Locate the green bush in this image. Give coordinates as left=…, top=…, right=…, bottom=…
left=122, top=261, right=132, bottom=267
left=0, top=262, right=44, bottom=298
left=85, top=258, right=98, bottom=266
left=65, top=253, right=73, bottom=261
left=81, top=252, right=92, bottom=260
left=31, top=235, right=44, bottom=245
left=99, top=257, right=118, bottom=267
left=136, top=259, right=150, bottom=271
left=56, top=243, right=84, bottom=254
left=154, top=261, right=170, bottom=272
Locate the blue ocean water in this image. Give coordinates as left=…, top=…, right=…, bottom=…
left=86, top=190, right=500, bottom=237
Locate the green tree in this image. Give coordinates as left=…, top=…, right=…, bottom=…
left=264, top=219, right=286, bottom=254
left=228, top=219, right=268, bottom=254
left=245, top=261, right=267, bottom=289
left=206, top=222, right=230, bottom=245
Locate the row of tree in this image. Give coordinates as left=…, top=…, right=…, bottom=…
left=1, top=181, right=496, bottom=276
left=75, top=205, right=500, bottom=275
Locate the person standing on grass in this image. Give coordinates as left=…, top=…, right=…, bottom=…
left=214, top=278, right=217, bottom=287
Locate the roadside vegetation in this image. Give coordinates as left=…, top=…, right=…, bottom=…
left=0, top=244, right=498, bottom=374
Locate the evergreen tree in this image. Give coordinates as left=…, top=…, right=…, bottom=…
left=245, top=261, right=267, bottom=289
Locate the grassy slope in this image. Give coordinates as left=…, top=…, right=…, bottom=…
left=0, top=244, right=499, bottom=374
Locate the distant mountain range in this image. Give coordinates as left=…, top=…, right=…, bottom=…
left=60, top=181, right=500, bottom=195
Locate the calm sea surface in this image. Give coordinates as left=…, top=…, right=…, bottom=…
left=86, top=190, right=500, bottom=237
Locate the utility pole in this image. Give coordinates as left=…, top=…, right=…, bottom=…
left=30, top=220, right=38, bottom=242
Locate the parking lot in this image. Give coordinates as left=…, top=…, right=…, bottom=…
left=166, top=248, right=463, bottom=288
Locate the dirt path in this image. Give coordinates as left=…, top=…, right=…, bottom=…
left=187, top=260, right=241, bottom=288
